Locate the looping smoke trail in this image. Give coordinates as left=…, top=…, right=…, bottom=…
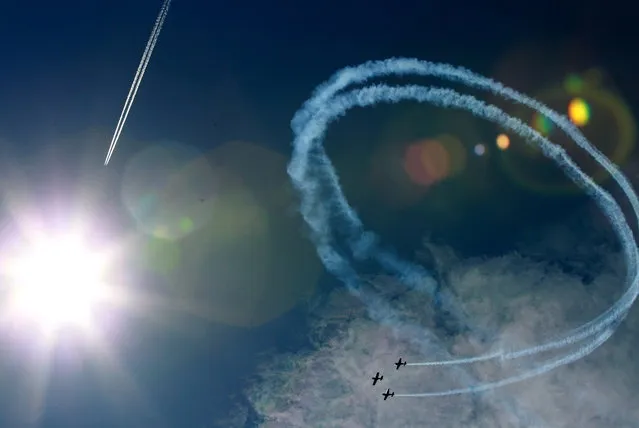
left=103, top=0, right=172, bottom=166
left=288, top=58, right=639, bottom=396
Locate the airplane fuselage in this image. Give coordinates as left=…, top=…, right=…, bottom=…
left=394, top=358, right=407, bottom=370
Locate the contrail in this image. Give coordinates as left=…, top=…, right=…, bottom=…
left=104, top=0, right=172, bottom=166
left=288, top=58, right=639, bottom=397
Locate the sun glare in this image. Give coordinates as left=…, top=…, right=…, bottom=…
left=5, top=234, right=109, bottom=336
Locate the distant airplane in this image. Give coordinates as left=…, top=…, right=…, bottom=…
left=372, top=372, right=383, bottom=385
left=382, top=388, right=395, bottom=400
left=394, top=357, right=407, bottom=370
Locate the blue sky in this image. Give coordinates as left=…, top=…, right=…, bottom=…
left=0, top=1, right=636, bottom=426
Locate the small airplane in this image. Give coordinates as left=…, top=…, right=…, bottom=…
left=382, top=388, right=395, bottom=400
left=394, top=357, right=407, bottom=370
left=372, top=372, right=383, bottom=385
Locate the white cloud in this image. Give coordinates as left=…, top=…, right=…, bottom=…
left=234, top=219, right=639, bottom=427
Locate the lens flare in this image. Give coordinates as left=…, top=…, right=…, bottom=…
left=496, top=133, right=510, bottom=150
left=568, top=97, right=590, bottom=127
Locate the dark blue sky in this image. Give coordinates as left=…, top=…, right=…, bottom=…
left=0, top=1, right=636, bottom=427
left=2, top=0, right=633, bottom=150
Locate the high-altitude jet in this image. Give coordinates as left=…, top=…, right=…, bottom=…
left=394, top=357, right=407, bottom=370
left=382, top=389, right=395, bottom=400
left=372, top=372, right=383, bottom=385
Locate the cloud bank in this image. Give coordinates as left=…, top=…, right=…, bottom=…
left=222, top=213, right=639, bottom=428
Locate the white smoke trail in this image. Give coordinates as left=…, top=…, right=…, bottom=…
left=104, top=0, right=172, bottom=166
left=287, top=58, right=639, bottom=397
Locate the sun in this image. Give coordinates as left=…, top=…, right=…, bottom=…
left=3, top=233, right=111, bottom=337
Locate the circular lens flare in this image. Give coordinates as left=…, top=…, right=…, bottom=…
left=568, top=97, right=590, bottom=127
left=496, top=133, right=510, bottom=150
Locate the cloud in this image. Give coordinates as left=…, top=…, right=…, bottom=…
left=232, top=220, right=639, bottom=427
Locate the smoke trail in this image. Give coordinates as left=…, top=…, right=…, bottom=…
left=104, top=0, right=172, bottom=166
left=395, top=327, right=615, bottom=398
left=288, top=58, right=639, bottom=397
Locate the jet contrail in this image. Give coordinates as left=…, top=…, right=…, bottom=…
left=104, top=0, right=172, bottom=166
